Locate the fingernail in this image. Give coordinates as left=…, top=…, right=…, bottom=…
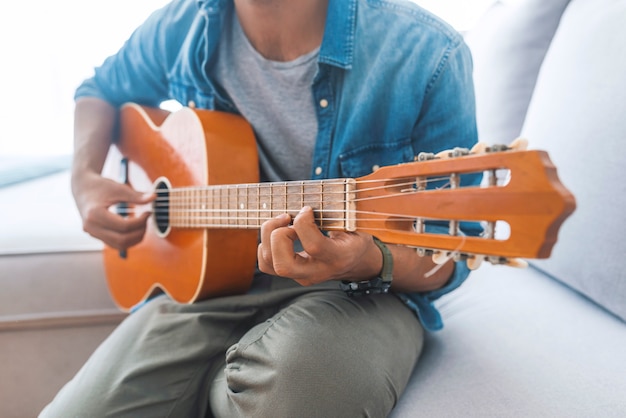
left=299, top=206, right=312, bottom=214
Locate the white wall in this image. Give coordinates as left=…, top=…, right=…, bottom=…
left=0, top=0, right=495, bottom=157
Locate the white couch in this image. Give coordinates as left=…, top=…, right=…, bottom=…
left=393, top=0, right=626, bottom=416
left=0, top=170, right=125, bottom=417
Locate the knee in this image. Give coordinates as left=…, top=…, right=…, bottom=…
left=219, top=297, right=419, bottom=417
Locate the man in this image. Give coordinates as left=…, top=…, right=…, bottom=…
left=41, top=0, right=480, bottom=416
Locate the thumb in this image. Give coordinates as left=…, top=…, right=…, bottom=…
left=120, top=184, right=156, bottom=204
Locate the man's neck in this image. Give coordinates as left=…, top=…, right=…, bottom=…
left=234, top=0, right=328, bottom=61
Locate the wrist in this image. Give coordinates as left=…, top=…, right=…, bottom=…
left=340, top=237, right=393, bottom=296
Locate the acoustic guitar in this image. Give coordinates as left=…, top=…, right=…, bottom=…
left=102, top=103, right=576, bottom=311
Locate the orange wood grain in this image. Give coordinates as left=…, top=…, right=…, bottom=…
left=355, top=150, right=576, bottom=258
left=103, top=104, right=259, bottom=311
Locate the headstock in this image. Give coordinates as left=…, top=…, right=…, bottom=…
left=354, top=139, right=576, bottom=270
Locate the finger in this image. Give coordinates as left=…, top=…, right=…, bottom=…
left=270, top=226, right=303, bottom=278
left=257, top=243, right=276, bottom=275
left=125, top=189, right=156, bottom=205
left=95, top=178, right=152, bottom=207
left=84, top=209, right=151, bottom=249
left=259, top=213, right=291, bottom=262
left=87, top=213, right=149, bottom=249
left=98, top=207, right=152, bottom=234
left=291, top=206, right=326, bottom=256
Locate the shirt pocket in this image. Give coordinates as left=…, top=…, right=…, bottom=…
left=338, top=140, right=415, bottom=178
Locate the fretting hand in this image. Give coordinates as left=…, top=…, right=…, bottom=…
left=257, top=206, right=383, bottom=286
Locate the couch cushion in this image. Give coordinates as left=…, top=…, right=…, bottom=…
left=521, top=0, right=626, bottom=322
left=391, top=263, right=626, bottom=417
left=0, top=170, right=102, bottom=255
left=0, top=170, right=122, bottom=417
left=465, top=0, right=571, bottom=145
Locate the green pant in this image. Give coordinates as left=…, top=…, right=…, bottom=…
left=40, top=276, right=423, bottom=417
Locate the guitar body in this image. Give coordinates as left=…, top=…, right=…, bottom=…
left=103, top=104, right=259, bottom=311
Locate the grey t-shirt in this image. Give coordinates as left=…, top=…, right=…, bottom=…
left=211, top=12, right=319, bottom=182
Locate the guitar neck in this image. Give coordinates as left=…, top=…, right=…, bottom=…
left=158, top=178, right=357, bottom=232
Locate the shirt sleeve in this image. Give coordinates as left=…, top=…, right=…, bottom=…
left=399, top=222, right=482, bottom=332
left=401, top=38, right=483, bottom=331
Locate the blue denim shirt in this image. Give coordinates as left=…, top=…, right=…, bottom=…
left=76, top=0, right=481, bottom=331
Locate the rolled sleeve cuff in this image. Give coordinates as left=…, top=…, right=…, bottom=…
left=398, top=259, right=471, bottom=331
left=396, top=222, right=478, bottom=331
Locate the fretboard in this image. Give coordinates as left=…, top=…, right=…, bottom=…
left=159, top=178, right=356, bottom=231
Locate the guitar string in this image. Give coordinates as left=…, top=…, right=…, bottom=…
left=114, top=176, right=455, bottom=219
left=116, top=208, right=435, bottom=224
left=148, top=176, right=456, bottom=208
left=113, top=174, right=502, bottom=228
left=160, top=175, right=452, bottom=195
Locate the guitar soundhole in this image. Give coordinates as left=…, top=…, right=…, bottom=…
left=154, top=178, right=170, bottom=236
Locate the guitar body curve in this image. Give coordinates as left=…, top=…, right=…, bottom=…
left=103, top=104, right=260, bottom=311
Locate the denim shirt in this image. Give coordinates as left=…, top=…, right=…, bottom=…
left=75, top=0, right=482, bottom=331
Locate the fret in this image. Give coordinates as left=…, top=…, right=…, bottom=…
left=287, top=183, right=303, bottom=216
left=228, top=185, right=236, bottom=227
left=301, top=182, right=323, bottom=225
left=182, top=188, right=188, bottom=228
left=186, top=188, right=192, bottom=228
left=192, top=187, right=198, bottom=227
left=170, top=190, right=177, bottom=227
left=207, top=188, right=217, bottom=226
left=237, top=185, right=247, bottom=227
left=220, top=186, right=227, bottom=227
left=248, top=184, right=259, bottom=228
left=272, top=183, right=287, bottom=218
left=321, top=181, right=342, bottom=230
left=319, top=183, right=324, bottom=229
left=259, top=184, right=271, bottom=224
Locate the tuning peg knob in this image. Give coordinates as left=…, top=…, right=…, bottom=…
left=431, top=251, right=450, bottom=265
left=509, top=137, right=529, bottom=151
left=470, top=142, right=488, bottom=154
left=504, top=258, right=529, bottom=268
left=466, top=256, right=484, bottom=270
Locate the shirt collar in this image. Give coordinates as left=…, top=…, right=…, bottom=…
left=197, top=0, right=356, bottom=69
left=196, top=0, right=227, bottom=14
left=319, top=0, right=357, bottom=70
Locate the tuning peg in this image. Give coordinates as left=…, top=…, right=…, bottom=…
left=431, top=251, right=451, bottom=265
left=435, top=147, right=471, bottom=159
left=415, top=152, right=437, bottom=161
left=466, top=255, right=484, bottom=270
left=486, top=256, right=529, bottom=268
left=509, top=137, right=529, bottom=151
left=504, top=258, right=529, bottom=268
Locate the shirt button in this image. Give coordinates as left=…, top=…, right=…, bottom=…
left=315, top=166, right=323, bottom=175
left=372, top=164, right=380, bottom=172
left=188, top=100, right=196, bottom=108
left=319, top=99, right=329, bottom=108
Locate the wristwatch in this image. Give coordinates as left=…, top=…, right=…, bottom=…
left=340, top=237, right=393, bottom=296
